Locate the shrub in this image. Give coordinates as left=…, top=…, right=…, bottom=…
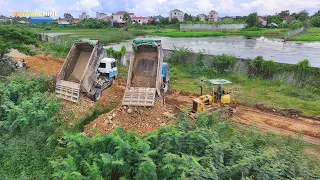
left=0, top=75, right=61, bottom=135
left=166, top=45, right=191, bottom=65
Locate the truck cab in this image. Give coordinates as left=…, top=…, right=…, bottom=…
left=161, top=62, right=170, bottom=92
left=98, top=58, right=118, bottom=80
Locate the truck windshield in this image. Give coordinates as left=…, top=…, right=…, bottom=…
left=111, top=62, right=117, bottom=68
left=99, top=63, right=106, bottom=68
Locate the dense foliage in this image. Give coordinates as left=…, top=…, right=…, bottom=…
left=0, top=26, right=38, bottom=58
left=106, top=45, right=126, bottom=60
left=247, top=56, right=320, bottom=90
left=76, top=18, right=112, bottom=29
left=0, top=74, right=62, bottom=179
left=0, top=74, right=61, bottom=134
left=246, top=13, right=259, bottom=28
left=51, top=113, right=319, bottom=179
left=310, top=15, right=320, bottom=27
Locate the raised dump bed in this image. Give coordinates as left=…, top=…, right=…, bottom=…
left=55, top=39, right=105, bottom=102
left=122, top=40, right=163, bottom=106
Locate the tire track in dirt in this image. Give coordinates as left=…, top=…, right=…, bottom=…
left=166, top=90, right=320, bottom=146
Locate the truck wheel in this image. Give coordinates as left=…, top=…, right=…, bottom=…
left=93, top=88, right=102, bottom=102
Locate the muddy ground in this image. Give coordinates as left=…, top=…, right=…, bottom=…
left=7, top=53, right=320, bottom=146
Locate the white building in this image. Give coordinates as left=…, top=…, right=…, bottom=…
left=57, top=20, right=70, bottom=25
left=113, top=11, right=135, bottom=23
left=96, top=12, right=107, bottom=19
left=208, top=10, right=218, bottom=22
left=79, top=12, right=89, bottom=20
left=169, top=9, right=184, bottom=22
left=132, top=17, right=148, bottom=25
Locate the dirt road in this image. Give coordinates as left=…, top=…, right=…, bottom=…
left=166, top=91, right=320, bottom=146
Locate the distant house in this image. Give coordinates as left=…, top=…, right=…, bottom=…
left=197, top=14, right=206, bottom=22
left=258, top=17, right=267, bottom=26
left=113, top=11, right=136, bottom=23
left=283, top=16, right=295, bottom=24
left=96, top=12, right=107, bottom=19
left=28, top=17, right=52, bottom=24
left=57, top=20, right=70, bottom=25
left=208, top=10, right=218, bottom=22
left=169, top=9, right=184, bottom=22
left=103, top=16, right=113, bottom=22
left=19, top=20, right=27, bottom=24
left=79, top=12, right=89, bottom=20
left=132, top=17, right=148, bottom=25
left=71, top=18, right=80, bottom=24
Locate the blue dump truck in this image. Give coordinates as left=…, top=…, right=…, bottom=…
left=55, top=39, right=117, bottom=103
left=122, top=40, right=170, bottom=107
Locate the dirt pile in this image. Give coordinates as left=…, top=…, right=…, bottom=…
left=67, top=75, right=80, bottom=83
left=84, top=100, right=176, bottom=137
left=132, top=75, right=156, bottom=87
left=62, top=93, right=95, bottom=126
left=12, top=55, right=64, bottom=74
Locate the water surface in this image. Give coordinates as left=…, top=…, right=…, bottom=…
left=106, top=36, right=320, bottom=67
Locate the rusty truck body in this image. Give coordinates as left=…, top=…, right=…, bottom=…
left=122, top=40, right=170, bottom=106
left=55, top=39, right=116, bottom=103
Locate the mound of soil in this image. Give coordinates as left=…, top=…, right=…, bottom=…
left=253, top=104, right=302, bottom=118
left=84, top=100, right=176, bottom=137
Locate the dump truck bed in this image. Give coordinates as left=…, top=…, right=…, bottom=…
left=122, top=40, right=163, bottom=106
left=55, top=39, right=103, bottom=102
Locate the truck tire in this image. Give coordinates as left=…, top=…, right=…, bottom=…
left=93, top=88, right=102, bottom=102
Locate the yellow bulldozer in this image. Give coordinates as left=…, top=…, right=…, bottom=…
left=189, top=79, right=233, bottom=119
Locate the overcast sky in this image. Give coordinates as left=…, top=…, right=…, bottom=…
left=0, top=0, right=319, bottom=18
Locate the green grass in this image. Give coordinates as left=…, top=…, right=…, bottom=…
left=29, top=27, right=146, bottom=45
left=169, top=64, right=320, bottom=117
left=288, top=28, right=320, bottom=41
left=147, top=29, right=287, bottom=38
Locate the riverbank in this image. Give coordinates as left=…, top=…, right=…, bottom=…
left=28, top=26, right=320, bottom=42
left=288, top=28, right=320, bottom=41
left=145, top=28, right=286, bottom=37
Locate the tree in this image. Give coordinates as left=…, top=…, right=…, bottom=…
left=195, top=15, right=201, bottom=22
left=123, top=13, right=132, bottom=26
left=298, top=10, right=309, bottom=22
left=279, top=10, right=290, bottom=18
left=184, top=13, right=189, bottom=21
left=246, top=13, right=258, bottom=27
left=160, top=17, right=169, bottom=25
left=310, top=15, right=320, bottom=27
left=63, top=13, right=73, bottom=19
left=0, top=27, right=38, bottom=58
left=170, top=17, right=179, bottom=24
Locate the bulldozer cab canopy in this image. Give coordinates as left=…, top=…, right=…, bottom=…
left=202, top=79, right=232, bottom=85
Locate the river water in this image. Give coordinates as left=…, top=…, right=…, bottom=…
left=105, top=36, right=320, bottom=68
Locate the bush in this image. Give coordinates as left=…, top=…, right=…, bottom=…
left=0, top=75, right=61, bottom=135
left=43, top=26, right=52, bottom=30
left=278, top=23, right=289, bottom=28
left=310, top=16, right=320, bottom=27
left=50, top=113, right=318, bottom=179
left=166, top=45, right=191, bottom=65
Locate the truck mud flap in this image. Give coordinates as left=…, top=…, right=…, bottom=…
left=55, top=80, right=81, bottom=103
left=122, top=87, right=156, bottom=106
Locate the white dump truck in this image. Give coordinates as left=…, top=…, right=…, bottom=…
left=55, top=39, right=118, bottom=103
left=122, top=40, right=170, bottom=107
